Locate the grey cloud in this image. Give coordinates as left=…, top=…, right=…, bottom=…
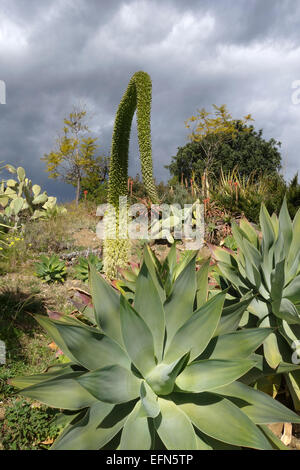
left=0, top=0, right=299, bottom=202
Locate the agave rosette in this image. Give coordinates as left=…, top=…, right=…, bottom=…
left=210, top=198, right=300, bottom=409
left=11, top=247, right=300, bottom=450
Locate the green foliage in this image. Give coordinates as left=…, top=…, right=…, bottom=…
left=2, top=399, right=60, bottom=450
left=42, top=106, right=99, bottom=205
left=211, top=198, right=300, bottom=410
left=286, top=173, right=300, bottom=219
left=212, top=171, right=286, bottom=223
left=167, top=121, right=282, bottom=185
left=0, top=164, right=60, bottom=224
left=74, top=254, right=103, bottom=283
left=12, top=247, right=300, bottom=449
left=104, top=71, right=159, bottom=278
left=35, top=255, right=67, bottom=283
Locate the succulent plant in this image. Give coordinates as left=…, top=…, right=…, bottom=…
left=11, top=248, right=300, bottom=449
left=210, top=198, right=300, bottom=409
left=0, top=164, right=61, bottom=222
left=74, top=254, right=103, bottom=283
left=35, top=254, right=67, bottom=283
left=104, top=71, right=159, bottom=278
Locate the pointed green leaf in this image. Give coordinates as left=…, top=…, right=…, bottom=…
left=134, top=261, right=165, bottom=361
left=174, top=392, right=272, bottom=450
left=120, top=401, right=154, bottom=450
left=260, top=203, right=276, bottom=251
left=77, top=365, right=141, bottom=404
left=19, top=375, right=97, bottom=410
left=283, top=275, right=300, bottom=304
left=213, top=296, right=253, bottom=337
left=140, top=381, right=160, bottom=418
left=165, top=292, right=226, bottom=363
left=37, top=315, right=129, bottom=371
left=89, top=264, right=123, bottom=345
left=200, top=328, right=272, bottom=360
left=155, top=398, right=197, bottom=450
left=52, top=401, right=133, bottom=450
left=279, top=196, right=293, bottom=257
left=259, top=316, right=282, bottom=369
left=196, top=259, right=210, bottom=308
left=120, top=295, right=156, bottom=376
left=213, top=380, right=300, bottom=424
left=164, top=253, right=197, bottom=350
left=176, top=359, right=255, bottom=393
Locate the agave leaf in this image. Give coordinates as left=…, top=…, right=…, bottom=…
left=35, top=315, right=81, bottom=364
left=52, top=401, right=132, bottom=450
left=10, top=363, right=85, bottom=388
left=134, top=261, right=165, bottom=361
left=120, top=295, right=156, bottom=376
left=175, top=359, right=255, bottom=393
left=77, top=365, right=141, bottom=404
left=89, top=264, right=123, bottom=346
left=272, top=298, right=300, bottom=325
left=287, top=208, right=300, bottom=275
left=239, top=218, right=259, bottom=248
left=144, top=245, right=165, bottom=302
left=283, top=275, right=300, bottom=304
left=37, top=315, right=130, bottom=371
left=285, top=370, right=300, bottom=412
left=270, top=259, right=285, bottom=302
left=119, top=401, right=154, bottom=449
left=164, top=291, right=226, bottom=363
left=164, top=253, right=197, bottom=350
left=196, top=259, right=210, bottom=308
left=155, top=398, right=197, bottom=450
left=173, top=392, right=272, bottom=450
left=279, top=196, right=293, bottom=258
left=200, top=328, right=272, bottom=360
left=140, top=381, right=160, bottom=418
left=214, top=296, right=253, bottom=337
left=260, top=203, right=276, bottom=251
left=19, top=374, right=97, bottom=410
left=260, top=316, right=282, bottom=369
left=213, top=380, right=300, bottom=424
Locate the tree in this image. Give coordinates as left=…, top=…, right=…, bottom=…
left=167, top=119, right=282, bottom=185
left=42, top=107, right=98, bottom=205
left=184, top=104, right=253, bottom=173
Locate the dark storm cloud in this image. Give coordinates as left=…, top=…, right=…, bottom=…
left=0, top=0, right=299, bottom=201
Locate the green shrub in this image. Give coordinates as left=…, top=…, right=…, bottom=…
left=74, top=254, right=103, bottom=283
left=35, top=255, right=67, bottom=283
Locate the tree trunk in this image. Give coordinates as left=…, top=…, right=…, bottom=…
left=75, top=177, right=81, bottom=206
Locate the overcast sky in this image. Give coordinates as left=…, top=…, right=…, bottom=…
left=1, top=0, right=300, bottom=201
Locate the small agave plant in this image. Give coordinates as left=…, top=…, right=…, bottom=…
left=11, top=247, right=300, bottom=450
left=210, top=197, right=300, bottom=409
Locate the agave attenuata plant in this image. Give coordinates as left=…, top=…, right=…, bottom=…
left=11, top=247, right=300, bottom=449
left=210, top=198, right=300, bottom=409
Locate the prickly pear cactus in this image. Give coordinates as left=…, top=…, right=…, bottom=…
left=104, top=71, right=159, bottom=278
left=0, top=164, right=60, bottom=222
